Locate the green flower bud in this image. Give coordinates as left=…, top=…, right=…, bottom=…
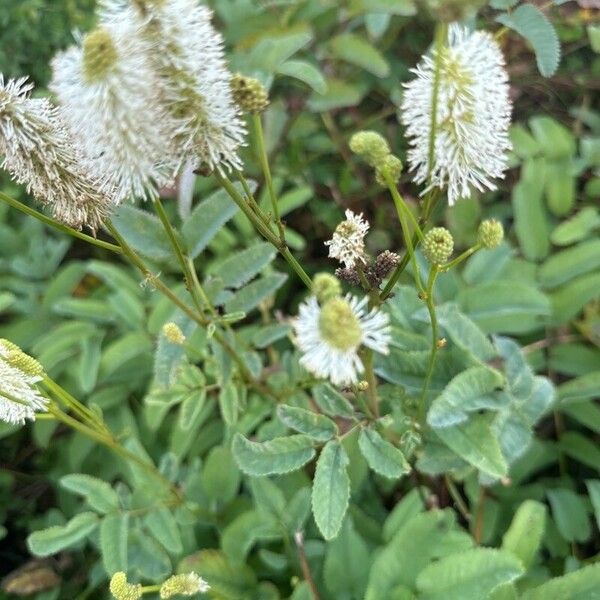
left=231, top=73, right=269, bottom=114
left=162, top=322, right=186, bottom=345
left=349, top=131, right=390, bottom=167
left=160, top=572, right=210, bottom=598
left=422, top=227, right=454, bottom=266
left=375, top=154, right=403, bottom=186
left=109, top=572, right=142, bottom=600
left=478, top=219, right=504, bottom=249
left=0, top=339, right=44, bottom=377
left=313, top=273, right=342, bottom=304
left=319, top=297, right=362, bottom=351
left=82, top=28, right=118, bottom=82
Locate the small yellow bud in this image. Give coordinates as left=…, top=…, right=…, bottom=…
left=313, top=273, right=342, bottom=304
left=436, top=338, right=447, bottom=349
left=375, top=154, right=403, bottom=186
left=231, top=73, right=269, bottom=114
left=109, top=572, right=142, bottom=600
left=162, top=322, right=186, bottom=345
left=423, top=227, right=454, bottom=266
left=318, top=297, right=362, bottom=351
left=478, top=219, right=504, bottom=249
left=0, top=340, right=45, bottom=377
left=349, top=131, right=390, bottom=167
left=357, top=381, right=369, bottom=392
left=160, top=572, right=210, bottom=598
left=82, top=28, right=118, bottom=82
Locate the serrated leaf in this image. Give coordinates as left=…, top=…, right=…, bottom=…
left=312, top=383, right=355, bottom=418
left=232, top=433, right=315, bottom=476
left=209, top=242, right=275, bottom=289
left=277, top=405, right=338, bottom=441
left=277, top=60, right=327, bottom=93
left=358, top=428, right=410, bottom=479
left=202, top=446, right=241, bottom=505
left=218, top=383, right=239, bottom=426
left=144, top=507, right=183, bottom=554
left=312, top=440, right=350, bottom=540
left=225, top=273, right=287, bottom=313
left=329, top=33, right=390, bottom=77
left=27, top=513, right=99, bottom=557
left=502, top=500, right=546, bottom=568
left=521, top=564, right=600, bottom=600
left=497, top=4, right=561, bottom=77
left=416, top=548, right=524, bottom=600
left=182, top=188, right=239, bottom=258
left=547, top=488, right=591, bottom=543
left=100, top=514, right=128, bottom=575
left=60, top=474, right=119, bottom=514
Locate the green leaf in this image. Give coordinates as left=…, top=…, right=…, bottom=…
left=329, top=33, right=390, bottom=77
left=560, top=431, right=600, bottom=472
left=312, top=384, right=355, bottom=418
left=521, top=564, right=600, bottom=600
left=308, top=79, right=366, bottom=112
left=358, top=428, right=410, bottom=479
left=144, top=507, right=183, bottom=554
left=383, top=488, right=425, bottom=541
left=539, top=239, right=600, bottom=288
left=209, top=242, right=276, bottom=289
left=277, top=60, right=327, bottom=93
left=529, top=116, right=575, bottom=158
left=252, top=323, right=291, bottom=348
left=312, top=440, right=350, bottom=540
left=551, top=272, right=600, bottom=323
left=182, top=188, right=239, bottom=258
left=550, top=206, right=600, bottom=246
left=501, top=500, right=546, bottom=568
left=202, top=446, right=241, bottom=506
left=435, top=416, right=508, bottom=478
left=60, top=474, right=119, bottom=514
left=225, top=273, right=287, bottom=313
left=547, top=488, right=591, bottom=543
left=427, top=366, right=504, bottom=428
left=586, top=480, right=600, bottom=529
left=497, top=4, right=560, bottom=77
left=111, top=205, right=174, bottom=262
left=100, top=514, right=128, bottom=575
left=558, top=372, right=600, bottom=404
left=222, top=510, right=279, bottom=564
left=545, top=161, right=575, bottom=216
left=232, top=433, right=315, bottom=476
left=416, top=548, right=524, bottom=600
left=277, top=405, right=338, bottom=441
left=27, top=513, right=99, bottom=557
left=218, top=383, right=239, bottom=426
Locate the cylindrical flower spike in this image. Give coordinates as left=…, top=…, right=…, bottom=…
left=109, top=572, right=142, bottom=600
left=401, top=25, right=512, bottom=206
left=423, top=227, right=454, bottom=266
left=0, top=76, right=114, bottom=230
left=160, top=572, right=210, bottom=598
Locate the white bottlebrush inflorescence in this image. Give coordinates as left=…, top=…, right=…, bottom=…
left=0, top=76, right=114, bottom=230
left=325, top=209, right=370, bottom=269
left=401, top=24, right=512, bottom=205
left=51, top=24, right=180, bottom=202
left=293, top=294, right=390, bottom=386
left=0, top=341, right=48, bottom=425
left=100, top=0, right=246, bottom=173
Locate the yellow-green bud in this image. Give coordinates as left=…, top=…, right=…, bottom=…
left=319, top=297, right=362, bottom=351
left=423, top=227, right=454, bottom=266
left=109, top=573, right=142, bottom=600
left=313, top=273, right=342, bottom=304
left=162, top=323, right=186, bottom=345
left=357, top=381, right=369, bottom=392
left=0, top=340, right=45, bottom=377
left=160, top=573, right=210, bottom=598
left=82, top=28, right=118, bottom=82
left=231, top=73, right=269, bottom=114
left=478, top=219, right=504, bottom=249
left=349, top=131, right=390, bottom=167
left=375, top=154, right=403, bottom=186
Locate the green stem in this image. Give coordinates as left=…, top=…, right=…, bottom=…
left=442, top=244, right=481, bottom=271
left=362, top=349, right=379, bottom=418
left=0, top=191, right=122, bottom=254
left=253, top=114, right=286, bottom=242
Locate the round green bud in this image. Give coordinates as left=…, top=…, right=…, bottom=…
left=162, top=322, right=186, bottom=345
left=0, top=339, right=44, bottom=377
left=109, top=572, right=142, bottom=600
left=82, top=28, right=118, bottom=82
left=231, top=73, right=269, bottom=114
left=478, top=219, right=504, bottom=249
left=349, top=131, right=390, bottom=167
left=313, top=273, right=342, bottom=304
left=319, top=297, right=362, bottom=351
left=423, top=227, right=454, bottom=266
left=375, top=154, right=403, bottom=186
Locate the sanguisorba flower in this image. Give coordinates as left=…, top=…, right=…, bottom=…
left=401, top=24, right=512, bottom=205
left=0, top=340, right=47, bottom=425
left=0, top=76, right=114, bottom=230
left=293, top=294, right=390, bottom=386
left=100, top=0, right=245, bottom=173
left=325, top=209, right=370, bottom=269
left=51, top=24, right=179, bottom=201
left=160, top=572, right=210, bottom=598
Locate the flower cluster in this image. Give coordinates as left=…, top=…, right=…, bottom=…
left=401, top=24, right=512, bottom=205
left=325, top=209, right=370, bottom=269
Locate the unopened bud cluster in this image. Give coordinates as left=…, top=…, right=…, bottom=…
left=109, top=573, right=142, bottom=600
left=313, top=273, right=342, bottom=304
left=423, top=227, right=454, bottom=266
left=478, top=219, right=504, bottom=249
left=231, top=73, right=269, bottom=114
left=350, top=131, right=402, bottom=186
left=162, top=322, right=186, bottom=345
left=0, top=339, right=45, bottom=377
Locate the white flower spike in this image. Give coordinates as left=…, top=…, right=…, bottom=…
left=325, top=209, right=370, bottom=269
left=0, top=76, right=114, bottom=230
left=51, top=24, right=179, bottom=202
left=293, top=294, right=390, bottom=386
left=401, top=24, right=512, bottom=205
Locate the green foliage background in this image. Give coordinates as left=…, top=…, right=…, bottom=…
left=1, top=1, right=599, bottom=599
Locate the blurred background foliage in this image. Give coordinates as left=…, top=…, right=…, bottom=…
left=1, top=0, right=599, bottom=598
